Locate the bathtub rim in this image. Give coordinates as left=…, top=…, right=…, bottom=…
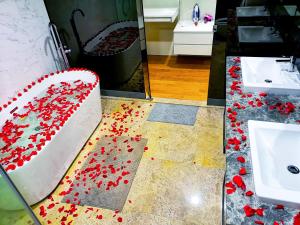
left=0, top=68, right=99, bottom=118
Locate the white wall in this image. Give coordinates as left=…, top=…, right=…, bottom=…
left=180, top=0, right=217, bottom=20
left=143, top=0, right=179, bottom=55
left=0, top=0, right=58, bottom=106
left=143, top=0, right=179, bottom=8
left=145, top=22, right=177, bottom=56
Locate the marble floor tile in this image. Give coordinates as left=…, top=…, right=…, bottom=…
left=194, top=126, right=225, bottom=169
left=140, top=160, right=224, bottom=224
left=140, top=122, right=199, bottom=162
left=195, top=107, right=225, bottom=129
left=33, top=98, right=225, bottom=225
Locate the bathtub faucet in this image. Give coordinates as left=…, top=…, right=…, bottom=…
left=70, top=8, right=85, bottom=52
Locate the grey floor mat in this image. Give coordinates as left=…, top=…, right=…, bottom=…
left=62, top=136, right=147, bottom=211
left=147, top=103, right=199, bottom=126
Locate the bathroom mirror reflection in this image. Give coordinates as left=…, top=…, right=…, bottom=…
left=143, top=0, right=217, bottom=101
left=44, top=0, right=149, bottom=98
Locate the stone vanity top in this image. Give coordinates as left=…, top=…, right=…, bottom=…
left=225, top=57, right=300, bottom=225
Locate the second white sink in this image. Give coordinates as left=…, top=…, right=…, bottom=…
left=241, top=57, right=300, bottom=95
left=248, top=120, right=300, bottom=208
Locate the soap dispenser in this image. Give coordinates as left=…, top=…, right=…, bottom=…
left=192, top=3, right=200, bottom=26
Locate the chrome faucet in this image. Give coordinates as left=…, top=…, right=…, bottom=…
left=276, top=57, right=298, bottom=73
left=289, top=56, right=297, bottom=72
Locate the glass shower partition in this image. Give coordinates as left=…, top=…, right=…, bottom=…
left=0, top=165, right=41, bottom=225
left=43, top=0, right=151, bottom=99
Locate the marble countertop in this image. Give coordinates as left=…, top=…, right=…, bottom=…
left=225, top=57, right=300, bottom=225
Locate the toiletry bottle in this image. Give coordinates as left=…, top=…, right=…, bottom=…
left=192, top=3, right=200, bottom=26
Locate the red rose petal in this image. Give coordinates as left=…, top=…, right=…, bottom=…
left=245, top=191, right=254, bottom=196
left=47, top=203, right=55, bottom=209
left=243, top=205, right=256, bottom=217
left=237, top=156, right=246, bottom=163
left=256, top=208, right=264, bottom=217
left=239, top=167, right=247, bottom=175
left=96, top=215, right=103, bottom=220
left=294, top=212, right=300, bottom=225
left=241, top=135, right=247, bottom=141
left=226, top=188, right=236, bottom=195
left=275, top=205, right=285, bottom=210
left=225, top=181, right=235, bottom=189
left=233, top=175, right=246, bottom=190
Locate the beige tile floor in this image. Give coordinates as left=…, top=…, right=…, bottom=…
left=31, top=98, right=225, bottom=225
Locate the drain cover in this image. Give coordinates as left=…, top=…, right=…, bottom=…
left=287, top=165, right=300, bottom=174
left=265, top=79, right=272, bottom=83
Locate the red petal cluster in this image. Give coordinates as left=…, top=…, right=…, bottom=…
left=269, top=102, right=296, bottom=115
left=233, top=175, right=246, bottom=190
left=243, top=205, right=264, bottom=217
left=225, top=181, right=236, bottom=194
left=228, top=66, right=241, bottom=79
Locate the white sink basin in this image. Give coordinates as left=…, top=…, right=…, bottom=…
left=241, top=57, right=300, bottom=95
left=284, top=5, right=300, bottom=16
left=236, top=6, right=270, bottom=17
left=248, top=120, right=300, bottom=208
left=238, top=26, right=283, bottom=43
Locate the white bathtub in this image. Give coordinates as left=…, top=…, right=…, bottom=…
left=0, top=69, right=102, bottom=210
